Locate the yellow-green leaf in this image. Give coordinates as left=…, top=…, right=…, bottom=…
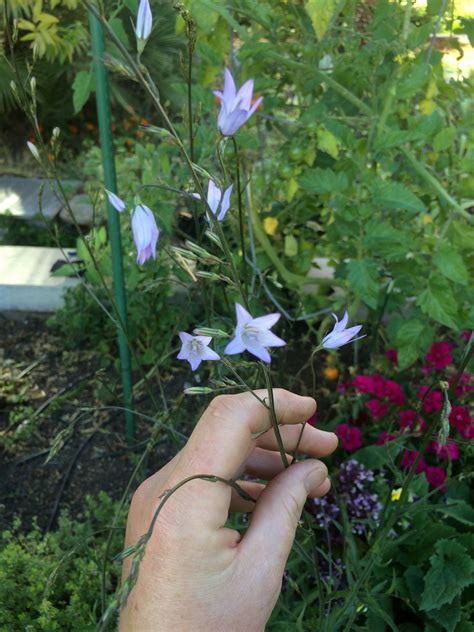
left=317, top=126, right=339, bottom=158
left=305, top=0, right=343, bottom=40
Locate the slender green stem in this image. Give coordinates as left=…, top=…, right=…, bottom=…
left=262, top=363, right=289, bottom=468
left=231, top=136, right=248, bottom=295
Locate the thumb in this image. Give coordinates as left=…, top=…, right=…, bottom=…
left=240, top=460, right=328, bottom=569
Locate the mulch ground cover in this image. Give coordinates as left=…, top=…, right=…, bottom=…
left=0, top=315, right=188, bottom=533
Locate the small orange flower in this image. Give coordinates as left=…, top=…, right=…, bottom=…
left=85, top=122, right=95, bottom=131
left=111, top=123, right=117, bottom=132
left=126, top=138, right=135, bottom=146
left=136, top=129, right=145, bottom=139
left=69, top=124, right=79, bottom=135
left=140, top=117, right=150, bottom=125
left=323, top=367, right=339, bottom=381
left=47, top=153, right=55, bottom=161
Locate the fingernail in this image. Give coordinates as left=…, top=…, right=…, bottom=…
left=304, top=465, right=327, bottom=492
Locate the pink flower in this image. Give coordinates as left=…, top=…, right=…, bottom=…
left=418, top=386, right=443, bottom=413
left=449, top=405, right=472, bottom=436
left=401, top=450, right=426, bottom=473
left=352, top=375, right=375, bottom=394
left=352, top=374, right=386, bottom=398
left=462, top=425, right=474, bottom=440
left=335, top=423, right=362, bottom=452
left=461, top=330, right=472, bottom=343
left=399, top=409, right=427, bottom=434
left=425, top=342, right=454, bottom=370
left=366, top=399, right=389, bottom=419
left=448, top=372, right=472, bottom=398
left=306, top=413, right=317, bottom=426
left=386, top=348, right=398, bottom=365
left=425, top=466, right=446, bottom=489
left=428, top=439, right=459, bottom=461
left=377, top=431, right=397, bottom=445
left=383, top=379, right=406, bottom=406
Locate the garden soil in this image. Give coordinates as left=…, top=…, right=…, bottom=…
left=0, top=315, right=191, bottom=532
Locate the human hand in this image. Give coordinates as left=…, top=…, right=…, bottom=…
left=120, top=389, right=338, bottom=631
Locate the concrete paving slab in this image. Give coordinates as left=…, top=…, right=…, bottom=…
left=0, top=176, right=80, bottom=220
left=0, top=246, right=81, bottom=312
left=59, top=194, right=94, bottom=225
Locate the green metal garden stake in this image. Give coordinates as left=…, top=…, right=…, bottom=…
left=89, top=13, right=135, bottom=441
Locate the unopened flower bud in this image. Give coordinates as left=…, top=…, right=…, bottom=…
left=52, top=127, right=60, bottom=140
left=183, top=386, right=214, bottom=395
left=27, top=141, right=40, bottom=162
left=193, top=327, right=230, bottom=338
left=30, top=76, right=36, bottom=96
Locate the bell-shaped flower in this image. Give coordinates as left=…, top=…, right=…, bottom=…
left=105, top=189, right=126, bottom=213
left=322, top=311, right=364, bottom=349
left=194, top=180, right=233, bottom=221
left=135, top=0, right=152, bottom=41
left=131, top=204, right=159, bottom=265
left=224, top=303, right=286, bottom=363
left=177, top=332, right=220, bottom=371
left=213, top=68, right=263, bottom=136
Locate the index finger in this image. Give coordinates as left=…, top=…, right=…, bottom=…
left=164, top=389, right=317, bottom=528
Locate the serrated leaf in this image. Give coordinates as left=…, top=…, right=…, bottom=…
left=417, top=279, right=460, bottom=330
left=426, top=596, right=461, bottom=632
left=304, top=0, right=344, bottom=40
left=298, top=168, right=348, bottom=194
left=372, top=181, right=425, bottom=213
left=72, top=70, right=93, bottom=114
left=420, top=539, right=474, bottom=611
left=433, top=245, right=469, bottom=285
left=347, top=259, right=379, bottom=309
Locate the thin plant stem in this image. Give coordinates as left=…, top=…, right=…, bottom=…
left=231, top=136, right=248, bottom=295
left=262, top=364, right=289, bottom=468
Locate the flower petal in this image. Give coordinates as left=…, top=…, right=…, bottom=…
left=235, top=78, right=254, bottom=111
left=189, top=355, right=202, bottom=371
left=235, top=303, right=252, bottom=327
left=252, top=313, right=281, bottom=329
left=334, top=310, right=349, bottom=333
left=218, top=184, right=233, bottom=221
left=245, top=343, right=271, bottom=363
left=257, top=330, right=286, bottom=348
left=201, top=347, right=220, bottom=361
left=224, top=335, right=246, bottom=355
left=223, top=67, right=236, bottom=104
left=179, top=331, right=193, bottom=343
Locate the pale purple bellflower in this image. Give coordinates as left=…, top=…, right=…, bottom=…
left=322, top=311, right=364, bottom=349
left=177, top=332, right=220, bottom=371
left=105, top=190, right=126, bottom=213
left=213, top=68, right=263, bottom=137
left=193, top=180, right=233, bottom=221
left=131, top=204, right=159, bottom=265
left=224, top=303, right=286, bottom=363
left=135, top=0, right=152, bottom=41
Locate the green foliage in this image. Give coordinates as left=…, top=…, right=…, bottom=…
left=0, top=494, right=123, bottom=630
